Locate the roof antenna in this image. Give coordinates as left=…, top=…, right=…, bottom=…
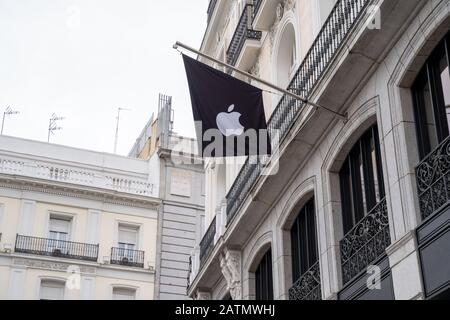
left=114, top=107, right=131, bottom=154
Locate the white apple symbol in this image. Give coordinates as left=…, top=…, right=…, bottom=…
left=216, top=104, right=245, bottom=137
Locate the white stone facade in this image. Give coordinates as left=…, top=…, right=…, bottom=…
left=189, top=0, right=450, bottom=300
left=0, top=135, right=160, bottom=299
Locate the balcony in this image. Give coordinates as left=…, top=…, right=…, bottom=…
left=416, top=136, right=450, bottom=221
left=252, top=0, right=282, bottom=31
left=14, top=234, right=99, bottom=262
left=288, top=262, right=321, bottom=300
left=110, top=247, right=144, bottom=268
left=226, top=0, right=371, bottom=224
left=416, top=136, right=450, bottom=298
left=207, top=0, right=218, bottom=23
left=226, top=4, right=262, bottom=69
left=339, top=199, right=390, bottom=285
left=0, top=154, right=154, bottom=197
left=200, top=216, right=216, bottom=265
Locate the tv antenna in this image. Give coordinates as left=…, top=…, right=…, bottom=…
left=114, top=107, right=131, bottom=154
left=1, top=106, right=20, bottom=135
left=48, top=113, right=65, bottom=142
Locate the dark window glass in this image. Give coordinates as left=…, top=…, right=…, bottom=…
left=339, top=125, right=385, bottom=234
left=255, top=249, right=273, bottom=300
left=413, top=32, right=450, bottom=159
left=290, top=198, right=318, bottom=283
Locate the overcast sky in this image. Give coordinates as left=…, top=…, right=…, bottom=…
left=0, top=0, right=207, bottom=156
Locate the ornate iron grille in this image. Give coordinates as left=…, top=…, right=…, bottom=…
left=416, top=135, right=450, bottom=220
left=226, top=4, right=262, bottom=66
left=200, top=216, right=216, bottom=265
left=226, top=0, right=372, bottom=224
left=110, top=247, right=144, bottom=268
left=289, top=261, right=321, bottom=300
left=339, top=199, right=390, bottom=285
left=15, top=234, right=99, bottom=262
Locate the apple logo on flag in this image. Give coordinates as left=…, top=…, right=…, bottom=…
left=216, top=105, right=245, bottom=137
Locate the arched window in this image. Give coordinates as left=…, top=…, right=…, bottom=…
left=277, top=23, right=297, bottom=89
left=255, top=249, right=273, bottom=300
left=290, top=198, right=318, bottom=283
left=339, top=125, right=385, bottom=234
left=412, top=31, right=450, bottom=159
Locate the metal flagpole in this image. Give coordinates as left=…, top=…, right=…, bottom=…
left=173, top=41, right=347, bottom=122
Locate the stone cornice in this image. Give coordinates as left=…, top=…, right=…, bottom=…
left=0, top=174, right=161, bottom=210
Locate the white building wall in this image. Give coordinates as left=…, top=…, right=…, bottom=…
left=192, top=0, right=448, bottom=301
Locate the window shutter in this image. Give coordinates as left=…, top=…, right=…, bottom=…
left=40, top=281, right=65, bottom=300
left=49, top=218, right=70, bottom=233
left=118, top=227, right=137, bottom=245
left=113, top=288, right=136, bottom=300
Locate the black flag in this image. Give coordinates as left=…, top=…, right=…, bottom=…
left=182, top=54, right=271, bottom=157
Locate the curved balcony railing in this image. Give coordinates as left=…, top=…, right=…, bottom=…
left=289, top=262, right=321, bottom=300
left=15, top=234, right=99, bottom=262
left=339, top=199, right=390, bottom=285
left=226, top=4, right=262, bottom=67
left=200, top=217, right=216, bottom=265
left=207, top=0, right=218, bottom=23
left=226, top=0, right=372, bottom=224
left=416, top=135, right=450, bottom=220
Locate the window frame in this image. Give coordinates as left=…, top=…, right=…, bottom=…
left=290, top=198, right=318, bottom=284
left=339, top=125, right=385, bottom=235
left=255, top=249, right=273, bottom=300
left=112, top=286, right=137, bottom=300
left=412, top=32, right=450, bottom=160
left=39, top=279, right=66, bottom=300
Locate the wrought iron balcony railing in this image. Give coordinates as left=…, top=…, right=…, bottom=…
left=200, top=216, right=216, bottom=265
left=226, top=0, right=372, bottom=224
left=339, top=199, right=390, bottom=285
left=226, top=4, right=262, bottom=66
left=110, top=247, right=144, bottom=268
left=416, top=135, right=450, bottom=220
left=15, top=234, right=99, bottom=262
left=289, top=261, right=321, bottom=300
left=207, top=0, right=218, bottom=23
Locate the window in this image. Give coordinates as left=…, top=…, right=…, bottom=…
left=339, top=125, right=385, bottom=234
left=49, top=217, right=71, bottom=241
left=413, top=31, right=450, bottom=159
left=118, top=225, right=138, bottom=250
left=48, top=216, right=71, bottom=253
left=255, top=249, right=273, bottom=300
left=40, top=280, right=65, bottom=300
left=291, top=198, right=318, bottom=284
left=277, top=23, right=297, bottom=90
left=117, top=225, right=139, bottom=262
left=113, top=287, right=136, bottom=300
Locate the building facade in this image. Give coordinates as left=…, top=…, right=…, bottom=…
left=188, top=0, right=450, bottom=300
left=129, top=94, right=205, bottom=300
left=0, top=135, right=160, bottom=300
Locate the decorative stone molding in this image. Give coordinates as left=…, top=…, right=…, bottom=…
left=0, top=177, right=160, bottom=210
left=249, top=54, right=261, bottom=78
left=220, top=249, right=242, bottom=300
left=196, top=291, right=212, bottom=300
left=12, top=258, right=97, bottom=274
left=269, top=0, right=297, bottom=47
